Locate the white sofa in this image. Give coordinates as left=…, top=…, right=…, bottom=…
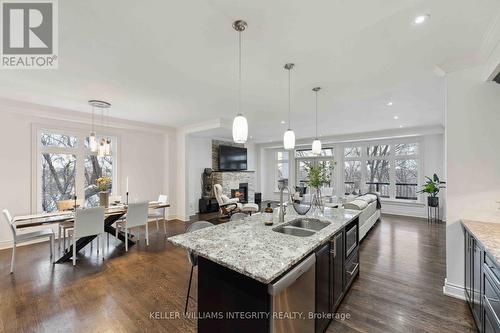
left=343, top=194, right=381, bottom=241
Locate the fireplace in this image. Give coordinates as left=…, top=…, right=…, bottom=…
left=231, top=183, right=248, bottom=204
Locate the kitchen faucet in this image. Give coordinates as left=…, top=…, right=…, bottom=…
left=279, top=185, right=291, bottom=223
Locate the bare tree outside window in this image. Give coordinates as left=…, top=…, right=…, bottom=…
left=40, top=132, right=114, bottom=212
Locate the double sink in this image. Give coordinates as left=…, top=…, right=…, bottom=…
left=273, top=218, right=330, bottom=237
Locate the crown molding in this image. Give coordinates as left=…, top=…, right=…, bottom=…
left=0, top=97, right=175, bottom=134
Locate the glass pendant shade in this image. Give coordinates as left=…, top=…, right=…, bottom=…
left=283, top=129, right=295, bottom=150
left=105, top=139, right=111, bottom=155
left=98, top=140, right=106, bottom=157
left=232, top=114, right=248, bottom=144
left=89, top=132, right=97, bottom=152
left=312, top=139, right=322, bottom=155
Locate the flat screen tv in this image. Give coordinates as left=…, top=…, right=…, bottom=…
left=219, top=145, right=247, bottom=171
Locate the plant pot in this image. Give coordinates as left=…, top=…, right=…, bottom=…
left=427, top=196, right=439, bottom=208
left=99, top=191, right=110, bottom=208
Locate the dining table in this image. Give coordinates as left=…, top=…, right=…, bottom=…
left=13, top=202, right=170, bottom=263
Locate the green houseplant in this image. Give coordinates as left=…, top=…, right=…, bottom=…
left=308, top=165, right=324, bottom=212
left=418, top=173, right=446, bottom=207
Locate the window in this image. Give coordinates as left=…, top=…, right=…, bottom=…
left=276, top=151, right=289, bottom=190
left=37, top=130, right=117, bottom=212
left=344, top=147, right=362, bottom=194
left=342, top=141, right=420, bottom=201
left=295, top=148, right=335, bottom=191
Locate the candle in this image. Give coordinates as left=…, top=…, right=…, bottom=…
left=126, top=177, right=129, bottom=193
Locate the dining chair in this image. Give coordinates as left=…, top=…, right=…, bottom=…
left=2, top=209, right=55, bottom=274
left=230, top=212, right=248, bottom=221
left=56, top=199, right=83, bottom=252
left=184, top=221, right=214, bottom=314
left=148, top=194, right=168, bottom=234
left=120, top=202, right=149, bottom=251
left=68, top=207, right=105, bottom=266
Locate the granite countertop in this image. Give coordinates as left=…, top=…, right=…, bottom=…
left=168, top=208, right=361, bottom=284
left=462, top=219, right=500, bottom=264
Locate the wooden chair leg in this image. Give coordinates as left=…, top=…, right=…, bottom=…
left=184, top=265, right=194, bottom=314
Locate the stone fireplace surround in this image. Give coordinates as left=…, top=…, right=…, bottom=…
left=212, top=171, right=255, bottom=204
left=209, top=140, right=256, bottom=204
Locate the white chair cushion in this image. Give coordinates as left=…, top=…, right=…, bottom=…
left=241, top=203, right=259, bottom=212
left=344, top=199, right=368, bottom=210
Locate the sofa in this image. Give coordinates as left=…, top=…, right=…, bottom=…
left=343, top=194, right=381, bottom=241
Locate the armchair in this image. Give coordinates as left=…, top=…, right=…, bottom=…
left=213, top=184, right=242, bottom=218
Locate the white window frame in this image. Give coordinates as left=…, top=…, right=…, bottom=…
left=339, top=137, right=423, bottom=203
left=31, top=124, right=119, bottom=213
left=294, top=147, right=336, bottom=190
left=274, top=150, right=290, bottom=192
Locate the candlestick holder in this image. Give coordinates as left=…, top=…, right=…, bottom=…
left=126, top=192, right=129, bottom=205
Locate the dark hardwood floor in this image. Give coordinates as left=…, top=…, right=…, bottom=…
left=0, top=215, right=475, bottom=332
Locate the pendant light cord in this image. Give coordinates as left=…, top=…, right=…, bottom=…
left=288, top=68, right=291, bottom=129
left=91, top=105, right=95, bottom=132
left=238, top=30, right=242, bottom=115
left=315, top=90, right=318, bottom=138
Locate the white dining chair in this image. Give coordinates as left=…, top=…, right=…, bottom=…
left=56, top=199, right=83, bottom=252
left=68, top=207, right=105, bottom=266
left=121, top=202, right=149, bottom=251
left=2, top=209, right=55, bottom=274
left=148, top=194, right=168, bottom=234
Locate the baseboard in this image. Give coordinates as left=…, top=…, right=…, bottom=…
left=167, top=214, right=190, bottom=222
left=443, top=279, right=466, bottom=301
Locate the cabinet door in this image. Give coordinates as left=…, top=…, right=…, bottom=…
left=331, top=231, right=344, bottom=312
left=315, top=244, right=330, bottom=333
left=473, top=240, right=483, bottom=327
left=465, top=230, right=472, bottom=302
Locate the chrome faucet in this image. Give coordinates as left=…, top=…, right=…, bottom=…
left=279, top=185, right=291, bottom=223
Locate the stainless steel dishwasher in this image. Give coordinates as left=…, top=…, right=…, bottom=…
left=268, top=254, right=316, bottom=333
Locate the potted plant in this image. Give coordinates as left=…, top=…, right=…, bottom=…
left=418, top=173, right=446, bottom=207
left=96, top=177, right=112, bottom=207
left=308, top=165, right=323, bottom=211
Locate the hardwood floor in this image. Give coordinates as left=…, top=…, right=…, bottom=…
left=0, top=215, right=475, bottom=332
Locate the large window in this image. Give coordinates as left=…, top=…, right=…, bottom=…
left=343, top=141, right=420, bottom=201
left=275, top=151, right=289, bottom=190
left=37, top=130, right=117, bottom=212
left=295, top=148, right=335, bottom=190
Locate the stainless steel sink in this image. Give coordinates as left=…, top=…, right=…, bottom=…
left=287, top=218, right=330, bottom=231
left=273, top=225, right=316, bottom=237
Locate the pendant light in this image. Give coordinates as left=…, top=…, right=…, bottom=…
left=311, top=87, right=322, bottom=155
left=89, top=100, right=111, bottom=157
left=283, top=63, right=295, bottom=150
left=88, top=102, right=97, bottom=152
left=232, top=20, right=248, bottom=144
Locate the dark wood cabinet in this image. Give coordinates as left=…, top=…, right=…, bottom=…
left=463, top=224, right=500, bottom=333
left=331, top=230, right=344, bottom=311
left=465, top=230, right=472, bottom=303
left=315, top=244, right=330, bottom=333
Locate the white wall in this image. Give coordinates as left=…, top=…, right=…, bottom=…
left=186, top=137, right=212, bottom=216
left=444, top=66, right=500, bottom=297
left=0, top=105, right=174, bottom=249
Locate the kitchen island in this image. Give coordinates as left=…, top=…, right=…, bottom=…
left=169, top=208, right=362, bottom=333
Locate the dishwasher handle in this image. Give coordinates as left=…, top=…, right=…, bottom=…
left=268, top=254, right=316, bottom=296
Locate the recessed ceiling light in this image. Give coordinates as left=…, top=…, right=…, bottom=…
left=387, top=101, right=393, bottom=106
left=399, top=125, right=403, bottom=128
left=413, top=14, right=430, bottom=25
left=280, top=120, right=286, bottom=124
left=249, top=135, right=253, bottom=139
left=393, top=115, right=399, bottom=120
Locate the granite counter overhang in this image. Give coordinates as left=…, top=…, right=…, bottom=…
left=462, top=219, right=500, bottom=265
left=168, top=209, right=361, bottom=284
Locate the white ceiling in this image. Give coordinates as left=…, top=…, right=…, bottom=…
left=0, top=0, right=499, bottom=142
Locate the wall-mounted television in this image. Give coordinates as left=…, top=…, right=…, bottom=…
left=219, top=145, right=247, bottom=171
